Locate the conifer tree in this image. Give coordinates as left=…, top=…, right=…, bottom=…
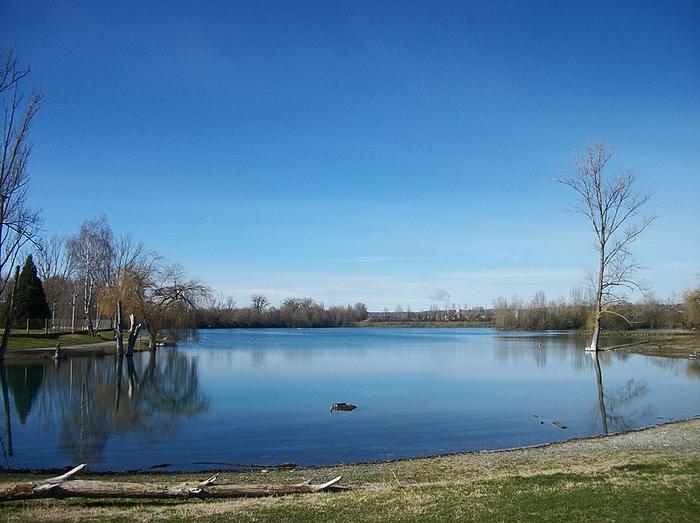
left=12, top=255, right=51, bottom=328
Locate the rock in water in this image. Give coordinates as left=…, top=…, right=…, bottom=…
left=331, top=402, right=357, bottom=412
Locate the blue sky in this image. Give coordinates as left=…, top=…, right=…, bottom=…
left=3, top=0, right=699, bottom=310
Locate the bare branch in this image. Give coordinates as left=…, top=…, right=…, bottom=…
left=0, top=48, right=42, bottom=300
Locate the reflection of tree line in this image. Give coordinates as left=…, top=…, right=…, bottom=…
left=0, top=350, right=208, bottom=466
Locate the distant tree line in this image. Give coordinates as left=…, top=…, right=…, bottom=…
left=198, top=295, right=368, bottom=328
left=492, top=289, right=694, bottom=331
left=367, top=305, right=491, bottom=324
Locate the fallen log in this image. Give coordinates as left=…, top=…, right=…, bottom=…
left=0, top=465, right=346, bottom=501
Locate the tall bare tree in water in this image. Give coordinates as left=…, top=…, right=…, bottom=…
left=556, top=143, right=654, bottom=351
left=0, top=48, right=42, bottom=298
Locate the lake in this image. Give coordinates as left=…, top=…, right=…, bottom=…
left=1, top=328, right=698, bottom=472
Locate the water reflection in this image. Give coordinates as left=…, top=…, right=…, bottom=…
left=0, top=329, right=698, bottom=471
left=492, top=335, right=668, bottom=436
left=0, top=350, right=208, bottom=467
left=589, top=351, right=652, bottom=435
left=0, top=364, right=13, bottom=459
left=590, top=351, right=609, bottom=435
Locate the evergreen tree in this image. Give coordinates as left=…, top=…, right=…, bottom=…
left=12, top=255, right=51, bottom=327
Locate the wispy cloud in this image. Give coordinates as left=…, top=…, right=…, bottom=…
left=314, top=256, right=418, bottom=264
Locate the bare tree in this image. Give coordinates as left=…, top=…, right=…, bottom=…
left=100, top=235, right=151, bottom=313
left=111, top=234, right=148, bottom=278
left=0, top=48, right=42, bottom=299
left=32, top=235, right=76, bottom=330
left=251, top=294, right=269, bottom=316
left=683, top=286, right=700, bottom=329
left=98, top=235, right=155, bottom=349
left=35, top=235, right=73, bottom=281
left=556, top=142, right=654, bottom=351
left=131, top=262, right=210, bottom=350
left=67, top=216, right=114, bottom=335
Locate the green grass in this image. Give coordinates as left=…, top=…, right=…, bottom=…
left=4, top=330, right=115, bottom=350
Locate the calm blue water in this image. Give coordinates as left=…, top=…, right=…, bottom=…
left=1, top=328, right=698, bottom=471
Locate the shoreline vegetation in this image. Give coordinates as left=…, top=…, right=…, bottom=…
left=0, top=417, right=697, bottom=521
left=194, top=288, right=699, bottom=332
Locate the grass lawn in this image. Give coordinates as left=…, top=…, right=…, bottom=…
left=3, top=330, right=115, bottom=351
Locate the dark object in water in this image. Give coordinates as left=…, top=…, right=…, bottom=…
left=331, top=402, right=357, bottom=412
left=150, top=463, right=170, bottom=469
left=533, top=414, right=567, bottom=429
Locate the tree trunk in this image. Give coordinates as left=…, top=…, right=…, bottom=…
left=94, top=299, right=100, bottom=336
left=116, top=301, right=124, bottom=356
left=84, top=308, right=94, bottom=336
left=71, top=294, right=76, bottom=334
left=126, top=314, right=141, bottom=356
left=148, top=326, right=157, bottom=351
left=0, top=266, right=20, bottom=360
left=589, top=241, right=606, bottom=352
left=83, top=274, right=95, bottom=336
left=589, top=313, right=601, bottom=352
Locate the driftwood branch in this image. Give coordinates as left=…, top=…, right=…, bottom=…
left=42, top=464, right=86, bottom=485
left=0, top=466, right=346, bottom=501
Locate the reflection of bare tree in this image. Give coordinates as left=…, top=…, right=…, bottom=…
left=0, top=363, right=13, bottom=460
left=588, top=351, right=650, bottom=435
left=589, top=351, right=609, bottom=435
left=58, top=360, right=111, bottom=464
left=120, top=351, right=208, bottom=433
left=7, top=350, right=207, bottom=466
